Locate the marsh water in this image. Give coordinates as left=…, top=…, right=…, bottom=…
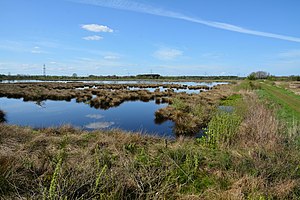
left=0, top=97, right=174, bottom=137
left=0, top=81, right=228, bottom=137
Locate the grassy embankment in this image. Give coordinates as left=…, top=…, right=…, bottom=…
left=0, top=80, right=300, bottom=199
left=257, top=81, right=300, bottom=125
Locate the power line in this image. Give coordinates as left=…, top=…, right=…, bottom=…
left=43, top=64, right=46, bottom=76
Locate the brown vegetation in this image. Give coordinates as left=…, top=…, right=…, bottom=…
left=0, top=82, right=213, bottom=104
left=155, top=84, right=234, bottom=135
left=0, top=81, right=300, bottom=199
left=275, top=81, right=300, bottom=95
left=0, top=91, right=300, bottom=199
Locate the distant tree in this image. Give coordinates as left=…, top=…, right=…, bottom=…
left=267, top=75, right=276, bottom=81
left=247, top=71, right=270, bottom=80
left=256, top=71, right=270, bottom=79
left=247, top=73, right=256, bottom=80
left=72, top=73, right=78, bottom=78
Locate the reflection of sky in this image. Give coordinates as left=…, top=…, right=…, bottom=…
left=85, top=122, right=114, bottom=129
left=0, top=97, right=174, bottom=137
left=86, top=114, right=103, bottom=119
left=128, top=86, right=201, bottom=94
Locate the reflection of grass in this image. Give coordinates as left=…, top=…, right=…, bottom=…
left=0, top=110, right=5, bottom=123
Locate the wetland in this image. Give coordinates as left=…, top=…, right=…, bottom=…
left=0, top=81, right=229, bottom=136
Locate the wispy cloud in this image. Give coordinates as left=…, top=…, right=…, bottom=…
left=279, top=49, right=300, bottom=58
left=104, top=55, right=120, bottom=60
left=82, top=35, right=103, bottom=40
left=81, top=24, right=113, bottom=32
left=72, top=0, right=300, bottom=43
left=31, top=46, right=44, bottom=54
left=153, top=47, right=183, bottom=60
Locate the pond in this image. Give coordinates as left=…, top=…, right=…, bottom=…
left=0, top=97, right=174, bottom=138
left=0, top=81, right=229, bottom=137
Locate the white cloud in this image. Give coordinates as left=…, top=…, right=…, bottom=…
left=31, top=50, right=42, bottom=54
left=73, top=0, right=300, bottom=43
left=81, top=24, right=113, bottom=33
left=82, top=35, right=103, bottom=40
left=104, top=55, right=120, bottom=60
left=86, top=114, right=104, bottom=119
left=153, top=48, right=183, bottom=60
left=85, top=122, right=114, bottom=129
left=31, top=46, right=44, bottom=54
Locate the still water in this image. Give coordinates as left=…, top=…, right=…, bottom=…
left=0, top=98, right=174, bottom=137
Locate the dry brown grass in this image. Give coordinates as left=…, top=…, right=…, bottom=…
left=1, top=83, right=300, bottom=199
left=275, top=81, right=300, bottom=95
left=236, top=92, right=281, bottom=150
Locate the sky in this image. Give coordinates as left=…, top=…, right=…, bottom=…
left=0, top=0, right=300, bottom=76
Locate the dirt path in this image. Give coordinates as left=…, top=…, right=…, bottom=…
left=260, top=82, right=300, bottom=114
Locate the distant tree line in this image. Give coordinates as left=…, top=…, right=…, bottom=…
left=246, top=71, right=300, bottom=81
left=0, top=73, right=299, bottom=81
left=0, top=74, right=242, bottom=81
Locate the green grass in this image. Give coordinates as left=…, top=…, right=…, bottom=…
left=235, top=80, right=261, bottom=91
left=257, top=81, right=300, bottom=124
left=201, top=111, right=242, bottom=148
left=220, top=94, right=242, bottom=106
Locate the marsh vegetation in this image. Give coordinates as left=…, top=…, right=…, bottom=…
left=0, top=79, right=300, bottom=199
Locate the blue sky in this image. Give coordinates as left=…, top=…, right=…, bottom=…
left=0, top=0, right=300, bottom=76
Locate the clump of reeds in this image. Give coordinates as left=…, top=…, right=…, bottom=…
left=200, top=111, right=242, bottom=148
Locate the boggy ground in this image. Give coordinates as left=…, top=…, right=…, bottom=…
left=0, top=88, right=300, bottom=199
left=0, top=82, right=210, bottom=102
left=0, top=82, right=231, bottom=135
left=155, top=84, right=234, bottom=135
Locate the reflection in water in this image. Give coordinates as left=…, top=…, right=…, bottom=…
left=85, top=121, right=115, bottom=129
left=35, top=100, right=46, bottom=108
left=218, top=106, right=234, bottom=113
left=0, top=98, right=174, bottom=137
left=85, top=114, right=104, bottom=119
left=0, top=110, right=6, bottom=123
